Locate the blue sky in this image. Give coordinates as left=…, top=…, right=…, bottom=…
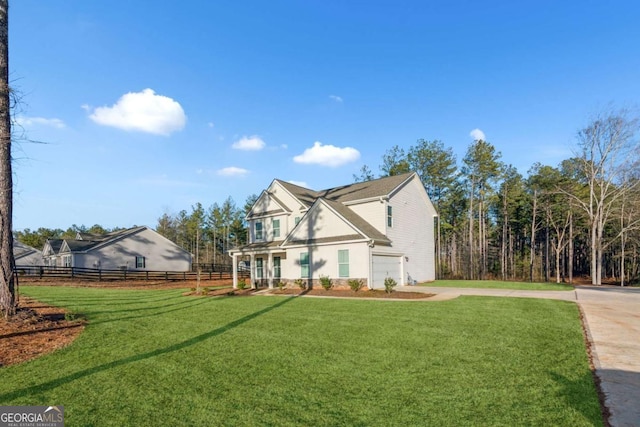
left=10, top=1, right=640, bottom=231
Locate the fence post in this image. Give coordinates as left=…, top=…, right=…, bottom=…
left=165, top=271, right=168, bottom=281
left=124, top=270, right=127, bottom=280
left=99, top=270, right=102, bottom=281
left=71, top=267, right=75, bottom=279
left=146, top=271, right=149, bottom=281
left=183, top=272, right=186, bottom=280
left=39, top=266, right=43, bottom=279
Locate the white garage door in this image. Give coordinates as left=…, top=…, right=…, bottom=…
left=372, top=255, right=402, bottom=289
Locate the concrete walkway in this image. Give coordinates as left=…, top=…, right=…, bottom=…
left=397, top=285, right=640, bottom=426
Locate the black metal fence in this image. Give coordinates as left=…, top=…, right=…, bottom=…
left=15, top=265, right=249, bottom=282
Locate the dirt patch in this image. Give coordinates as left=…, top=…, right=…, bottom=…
left=20, top=278, right=234, bottom=290
left=0, top=297, right=85, bottom=367
left=268, top=288, right=434, bottom=299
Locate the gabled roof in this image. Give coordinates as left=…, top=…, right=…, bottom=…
left=13, top=241, right=41, bottom=259
left=45, top=226, right=151, bottom=255
left=275, top=172, right=415, bottom=207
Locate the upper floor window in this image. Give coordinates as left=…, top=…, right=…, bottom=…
left=135, top=256, right=145, bottom=269
left=294, top=216, right=301, bottom=226
left=272, top=219, right=280, bottom=238
left=255, top=222, right=263, bottom=240
left=387, top=205, right=393, bottom=228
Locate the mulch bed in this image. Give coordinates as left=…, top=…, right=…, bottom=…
left=0, top=297, right=85, bottom=367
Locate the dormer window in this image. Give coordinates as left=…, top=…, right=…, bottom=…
left=387, top=205, right=393, bottom=228
left=255, top=222, right=263, bottom=240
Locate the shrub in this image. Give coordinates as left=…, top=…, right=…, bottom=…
left=276, top=280, right=285, bottom=291
left=384, top=277, right=397, bottom=294
left=294, top=278, right=306, bottom=290
left=237, top=279, right=247, bottom=290
left=348, top=279, right=364, bottom=292
left=320, top=275, right=333, bottom=291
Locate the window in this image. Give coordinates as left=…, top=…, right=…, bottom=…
left=256, top=258, right=263, bottom=278
left=294, top=216, right=301, bottom=225
left=63, top=255, right=72, bottom=268
left=274, top=257, right=281, bottom=279
left=272, top=219, right=280, bottom=238
left=135, top=256, right=145, bottom=269
left=387, top=205, right=393, bottom=227
left=338, top=249, right=349, bottom=278
left=255, top=222, right=263, bottom=240
left=300, top=252, right=309, bottom=278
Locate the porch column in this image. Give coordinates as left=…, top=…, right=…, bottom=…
left=268, top=252, right=274, bottom=289
left=232, top=253, right=238, bottom=289
left=249, top=253, right=255, bottom=289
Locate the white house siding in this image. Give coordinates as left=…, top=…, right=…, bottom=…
left=250, top=212, right=289, bottom=243
left=280, top=242, right=370, bottom=284
left=385, top=176, right=436, bottom=283
left=287, top=202, right=359, bottom=242
left=348, top=200, right=386, bottom=234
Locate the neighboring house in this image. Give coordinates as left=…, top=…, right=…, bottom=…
left=229, top=172, right=437, bottom=290
left=42, top=226, right=192, bottom=271
left=14, top=240, right=44, bottom=266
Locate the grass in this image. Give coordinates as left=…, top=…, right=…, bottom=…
left=422, top=279, right=575, bottom=291
left=1, top=286, right=601, bottom=426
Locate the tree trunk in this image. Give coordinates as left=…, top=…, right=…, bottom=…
left=529, top=190, right=537, bottom=282
left=0, top=0, right=16, bottom=318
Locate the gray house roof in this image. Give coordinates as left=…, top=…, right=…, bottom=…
left=276, top=172, right=415, bottom=206
left=46, top=226, right=152, bottom=255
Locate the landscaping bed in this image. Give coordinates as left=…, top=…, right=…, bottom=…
left=268, top=288, right=434, bottom=299
left=0, top=297, right=85, bottom=367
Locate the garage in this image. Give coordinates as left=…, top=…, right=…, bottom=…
left=372, top=255, right=402, bottom=289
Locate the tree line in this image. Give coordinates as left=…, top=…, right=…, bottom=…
left=355, top=108, right=640, bottom=286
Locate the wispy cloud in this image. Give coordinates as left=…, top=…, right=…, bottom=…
left=89, top=88, right=187, bottom=136
left=469, top=128, right=486, bottom=141
left=15, top=116, right=66, bottom=129
left=288, top=180, right=308, bottom=188
left=293, top=141, right=360, bottom=167
left=329, top=95, right=343, bottom=103
left=217, top=166, right=249, bottom=177
left=232, top=135, right=265, bottom=151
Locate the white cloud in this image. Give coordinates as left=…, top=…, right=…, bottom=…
left=15, top=116, right=66, bottom=129
left=293, top=141, right=360, bottom=167
left=232, top=135, right=266, bottom=151
left=329, top=95, right=343, bottom=103
left=89, top=88, right=186, bottom=136
left=288, top=180, right=308, bottom=188
left=208, top=122, right=215, bottom=128
left=217, top=166, right=249, bottom=177
left=470, top=128, right=486, bottom=141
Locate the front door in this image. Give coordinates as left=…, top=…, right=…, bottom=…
left=274, top=257, right=281, bottom=279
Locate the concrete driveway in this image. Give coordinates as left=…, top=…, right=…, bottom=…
left=397, top=284, right=640, bottom=426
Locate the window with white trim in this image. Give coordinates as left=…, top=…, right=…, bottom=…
left=387, top=205, right=393, bottom=228
left=294, top=216, right=301, bottom=225
left=63, top=255, right=72, bottom=267
left=255, top=221, right=263, bottom=240
left=272, top=219, right=280, bottom=238
left=338, top=249, right=349, bottom=278
left=256, top=258, right=264, bottom=278
left=135, top=256, right=145, bottom=269
left=300, top=252, right=309, bottom=278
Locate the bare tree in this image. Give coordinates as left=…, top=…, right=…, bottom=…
left=568, top=108, right=640, bottom=285
left=0, top=0, right=16, bottom=317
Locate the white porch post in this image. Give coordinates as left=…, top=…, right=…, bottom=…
left=232, top=253, right=238, bottom=289
left=249, top=253, right=255, bottom=289
left=268, top=252, right=274, bottom=289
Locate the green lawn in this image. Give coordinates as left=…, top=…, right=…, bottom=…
left=422, top=279, right=575, bottom=291
left=1, top=286, right=601, bottom=426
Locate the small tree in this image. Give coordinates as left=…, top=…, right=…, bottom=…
left=384, top=277, right=397, bottom=294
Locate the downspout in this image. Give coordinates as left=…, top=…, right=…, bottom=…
left=368, top=239, right=375, bottom=289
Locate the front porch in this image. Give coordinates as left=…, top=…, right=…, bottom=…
left=231, top=245, right=287, bottom=289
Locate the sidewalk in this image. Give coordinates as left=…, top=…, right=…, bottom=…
left=397, top=284, right=640, bottom=426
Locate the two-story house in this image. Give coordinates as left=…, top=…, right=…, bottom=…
left=230, top=172, right=437, bottom=289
